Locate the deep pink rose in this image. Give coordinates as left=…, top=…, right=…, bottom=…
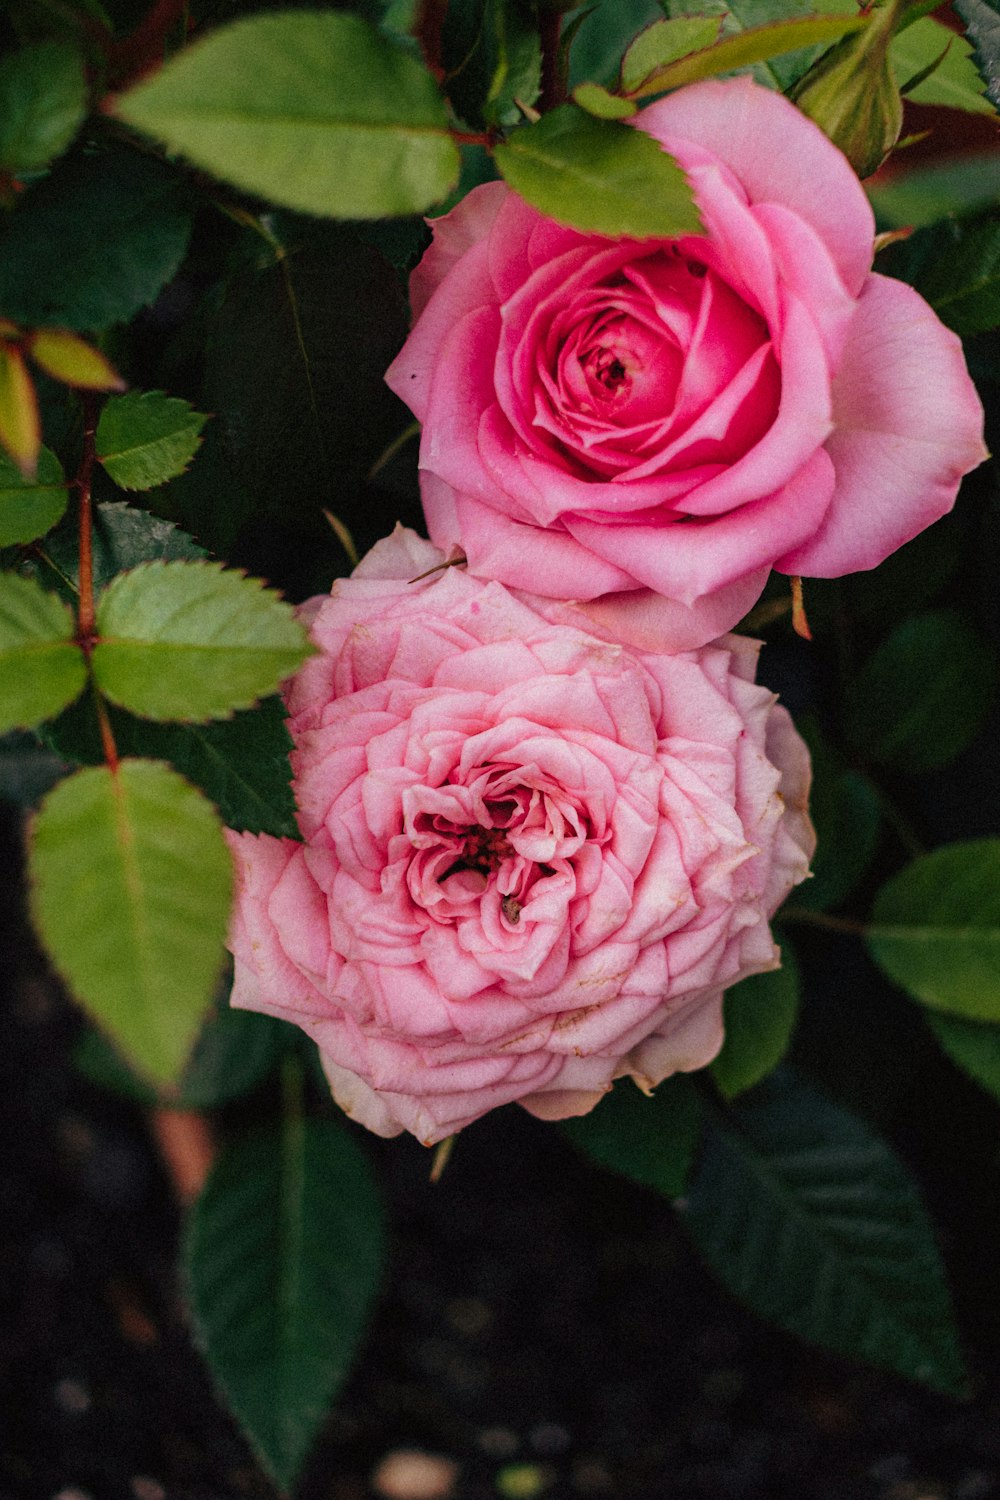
left=386, top=77, right=986, bottom=650
left=226, top=528, right=814, bottom=1144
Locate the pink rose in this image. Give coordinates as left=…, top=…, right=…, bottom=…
left=386, top=77, right=986, bottom=651
left=226, top=528, right=814, bottom=1145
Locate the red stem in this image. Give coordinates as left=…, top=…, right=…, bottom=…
left=107, top=0, right=190, bottom=88
left=539, top=11, right=564, bottom=113
left=414, top=0, right=448, bottom=81
left=76, top=394, right=98, bottom=643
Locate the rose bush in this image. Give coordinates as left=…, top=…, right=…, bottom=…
left=386, top=77, right=987, bottom=650
left=226, top=528, right=814, bottom=1144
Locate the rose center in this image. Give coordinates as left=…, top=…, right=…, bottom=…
left=453, top=825, right=513, bottom=876
left=589, top=347, right=629, bottom=394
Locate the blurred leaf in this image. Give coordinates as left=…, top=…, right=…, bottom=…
left=96, top=390, right=208, bottom=491
left=44, top=692, right=300, bottom=838
left=790, top=715, right=882, bottom=913
left=881, top=212, right=1000, bottom=336
left=620, top=16, right=721, bottom=92
left=685, top=1068, right=966, bottom=1395
left=0, top=728, right=67, bottom=806
left=75, top=996, right=288, bottom=1108
left=628, top=12, right=866, bottom=98
left=892, top=14, right=995, bottom=112
left=0, top=40, right=87, bottom=175
left=0, top=147, right=192, bottom=331
left=0, top=444, right=68, bottom=546
left=845, top=609, right=997, bottom=773
left=843, top=520, right=961, bottom=621
left=868, top=148, right=1000, bottom=227
left=925, top=1010, right=1000, bottom=1102
left=571, top=81, right=637, bottom=117
left=93, top=560, right=311, bottom=722
left=867, top=839, right=1000, bottom=1022
left=29, top=759, right=233, bottom=1085
left=711, top=954, right=800, bottom=1099
left=26, top=500, right=206, bottom=607
left=203, top=224, right=409, bottom=543
left=494, top=104, right=701, bottom=238
left=560, top=1074, right=704, bottom=1199
left=0, top=344, right=40, bottom=476
left=954, top=0, right=1000, bottom=110
left=0, top=572, right=85, bottom=732
left=185, top=1112, right=385, bottom=1491
left=115, top=11, right=460, bottom=219
left=27, top=330, right=124, bottom=391
left=442, top=0, right=541, bottom=129
left=569, top=0, right=664, bottom=87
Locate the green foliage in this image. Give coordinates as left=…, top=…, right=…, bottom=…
left=29, top=759, right=233, bottom=1086
left=0, top=444, right=68, bottom=546
left=685, top=1069, right=966, bottom=1395
left=867, top=840, right=1000, bottom=1022
left=620, top=16, right=721, bottom=92
left=711, top=954, right=800, bottom=1099
left=572, top=82, right=637, bottom=118
left=114, top=11, right=460, bottom=219
left=892, top=14, right=995, bottom=113
left=0, top=40, right=87, bottom=175
left=882, top=212, right=1000, bottom=336
left=0, top=147, right=193, bottom=330
left=185, top=1106, right=386, bottom=1491
left=442, top=0, right=541, bottom=129
left=627, top=13, right=868, bottom=99
left=954, top=0, right=1000, bottom=111
left=75, top=997, right=288, bottom=1108
left=925, top=1011, right=1000, bottom=1103
left=25, top=501, right=207, bottom=607
left=0, top=572, right=85, bottom=732
left=790, top=715, right=882, bottom=913
left=494, top=104, right=702, bottom=238
left=867, top=148, right=1000, bottom=227
left=845, top=610, right=997, bottom=773
left=96, top=391, right=209, bottom=491
left=0, top=728, right=66, bottom=806
left=560, top=1074, right=704, bottom=1199
left=92, top=560, right=312, bottom=722
left=44, top=692, right=301, bottom=838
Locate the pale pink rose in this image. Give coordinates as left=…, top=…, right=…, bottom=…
left=386, top=77, right=987, bottom=651
left=226, top=528, right=814, bottom=1145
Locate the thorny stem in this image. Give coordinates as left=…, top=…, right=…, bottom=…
left=539, top=11, right=564, bottom=112
left=76, top=393, right=99, bottom=644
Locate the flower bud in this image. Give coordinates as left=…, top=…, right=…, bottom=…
left=790, top=0, right=904, bottom=178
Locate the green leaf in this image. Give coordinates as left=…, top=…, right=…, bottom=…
left=0, top=41, right=87, bottom=175
left=96, top=390, right=209, bottom=491
left=29, top=759, right=233, bottom=1085
left=627, top=12, right=866, bottom=97
left=0, top=146, right=192, bottom=331
left=0, top=443, right=68, bottom=546
left=185, top=1111, right=385, bottom=1491
left=925, top=1010, right=1000, bottom=1103
left=954, top=0, right=1000, bottom=110
left=867, top=148, right=1000, bottom=227
left=882, top=211, right=1000, bottom=336
left=494, top=103, right=701, bottom=239
left=572, top=81, right=637, bottom=118
left=442, top=0, right=541, bottom=130
left=620, top=16, right=722, bottom=93
left=560, top=1073, right=704, bottom=1199
left=114, top=11, right=460, bottom=219
left=568, top=0, right=664, bottom=88
left=711, top=954, right=800, bottom=1100
left=0, top=571, right=85, bottom=732
left=43, top=691, right=300, bottom=838
left=891, top=14, right=995, bottom=113
left=845, top=610, right=997, bottom=773
left=789, top=715, right=882, bottom=913
left=867, top=839, right=1000, bottom=1022
left=685, top=1069, right=966, bottom=1395
left=75, top=995, right=287, bottom=1108
left=93, top=560, right=311, bottom=722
